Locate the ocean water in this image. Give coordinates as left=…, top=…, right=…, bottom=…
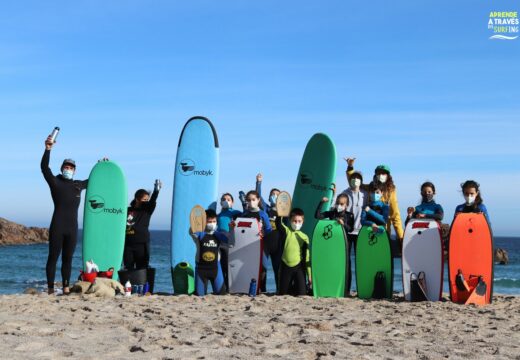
left=0, top=231, right=518, bottom=296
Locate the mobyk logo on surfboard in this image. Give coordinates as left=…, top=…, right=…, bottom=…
left=299, top=171, right=328, bottom=191
left=88, top=195, right=123, bottom=215
left=178, top=158, right=214, bottom=177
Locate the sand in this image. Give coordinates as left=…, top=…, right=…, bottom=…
left=0, top=293, right=519, bottom=360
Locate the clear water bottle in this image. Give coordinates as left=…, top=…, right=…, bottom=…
left=124, top=280, right=132, bottom=297
left=249, top=278, right=257, bottom=297
left=49, top=127, right=60, bottom=143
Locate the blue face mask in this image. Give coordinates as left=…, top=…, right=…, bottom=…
left=62, top=169, right=74, bottom=180
left=371, top=193, right=382, bottom=202
left=269, top=195, right=278, bottom=206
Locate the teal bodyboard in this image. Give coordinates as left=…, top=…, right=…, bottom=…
left=311, top=220, right=347, bottom=298
left=292, top=133, right=336, bottom=240
left=83, top=161, right=127, bottom=280
left=355, top=226, right=393, bottom=299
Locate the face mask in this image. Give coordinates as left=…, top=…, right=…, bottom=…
left=291, top=222, right=302, bottom=231
left=248, top=200, right=259, bottom=211
left=62, top=169, right=73, bottom=180
left=371, top=193, right=382, bottom=202
left=464, top=195, right=476, bottom=205
left=377, top=174, right=388, bottom=183
left=269, top=195, right=278, bottom=206
left=206, top=223, right=217, bottom=232
left=220, top=200, right=230, bottom=209
left=350, top=178, right=361, bottom=188
left=336, top=204, right=346, bottom=212
left=423, top=194, right=434, bottom=202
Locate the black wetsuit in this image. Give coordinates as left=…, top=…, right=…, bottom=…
left=41, top=150, right=88, bottom=289
left=124, top=189, right=159, bottom=270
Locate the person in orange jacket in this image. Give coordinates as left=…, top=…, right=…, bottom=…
left=344, top=157, right=404, bottom=244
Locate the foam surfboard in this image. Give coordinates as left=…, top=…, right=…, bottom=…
left=402, top=219, right=444, bottom=301
left=171, top=117, right=219, bottom=293
left=356, top=226, right=393, bottom=299
left=292, top=133, right=336, bottom=239
left=311, top=220, right=347, bottom=298
left=449, top=213, right=493, bottom=305
left=228, top=217, right=262, bottom=294
left=83, top=160, right=127, bottom=280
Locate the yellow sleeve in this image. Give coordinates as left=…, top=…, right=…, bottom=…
left=386, top=189, right=404, bottom=240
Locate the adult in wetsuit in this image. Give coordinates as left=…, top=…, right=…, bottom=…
left=41, top=135, right=88, bottom=294
left=124, top=180, right=162, bottom=270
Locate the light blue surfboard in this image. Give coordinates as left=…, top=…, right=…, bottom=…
left=171, top=116, right=219, bottom=293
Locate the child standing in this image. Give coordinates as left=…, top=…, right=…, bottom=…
left=191, top=209, right=230, bottom=296
left=276, top=208, right=311, bottom=296
left=341, top=170, right=368, bottom=293
left=405, top=181, right=444, bottom=225
left=454, top=180, right=490, bottom=224
left=217, top=193, right=241, bottom=291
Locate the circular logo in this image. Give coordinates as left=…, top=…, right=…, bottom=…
left=299, top=171, right=313, bottom=186
left=88, top=195, right=105, bottom=214
left=202, top=251, right=215, bottom=262
left=178, top=159, right=195, bottom=176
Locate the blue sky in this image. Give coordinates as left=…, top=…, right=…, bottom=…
left=1, top=1, right=518, bottom=235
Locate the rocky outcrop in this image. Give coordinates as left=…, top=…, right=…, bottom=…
left=494, top=248, right=509, bottom=265
left=0, top=217, right=49, bottom=246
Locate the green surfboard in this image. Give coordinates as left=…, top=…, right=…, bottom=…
left=311, top=220, right=347, bottom=298
left=356, top=226, right=393, bottom=299
left=83, top=160, right=127, bottom=280
left=292, top=133, right=336, bottom=239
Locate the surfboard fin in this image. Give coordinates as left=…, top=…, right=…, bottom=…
left=410, top=272, right=429, bottom=302
left=464, top=277, right=488, bottom=306
left=372, top=271, right=386, bottom=299
left=455, top=269, right=470, bottom=292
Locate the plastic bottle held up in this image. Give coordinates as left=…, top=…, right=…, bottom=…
left=124, top=280, right=132, bottom=297
left=49, top=127, right=60, bottom=143
left=248, top=278, right=257, bottom=297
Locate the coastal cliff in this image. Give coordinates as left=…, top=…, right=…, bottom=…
left=0, top=217, right=48, bottom=246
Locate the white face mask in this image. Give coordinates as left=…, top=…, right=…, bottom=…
left=206, top=223, right=217, bottom=232
left=464, top=195, right=476, bottom=205
left=62, top=169, right=74, bottom=180
left=291, top=222, right=302, bottom=231
left=220, top=200, right=230, bottom=209
left=377, top=174, right=388, bottom=183
left=336, top=204, right=346, bottom=212
left=248, top=200, right=259, bottom=211
left=350, top=178, right=361, bottom=188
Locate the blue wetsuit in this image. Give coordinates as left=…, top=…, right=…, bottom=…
left=361, top=201, right=389, bottom=227
left=192, top=231, right=228, bottom=296
left=406, top=200, right=444, bottom=226
left=454, top=203, right=491, bottom=226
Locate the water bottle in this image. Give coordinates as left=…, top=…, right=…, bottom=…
left=249, top=278, right=257, bottom=297
left=124, top=281, right=132, bottom=297
left=138, top=284, right=144, bottom=295
left=143, top=282, right=150, bottom=294
left=49, top=127, right=60, bottom=143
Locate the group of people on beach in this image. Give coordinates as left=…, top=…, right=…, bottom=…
left=41, top=135, right=491, bottom=297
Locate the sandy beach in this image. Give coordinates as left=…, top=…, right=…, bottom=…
left=0, top=293, right=519, bottom=360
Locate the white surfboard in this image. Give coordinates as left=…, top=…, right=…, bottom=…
left=228, top=217, right=262, bottom=294
left=402, top=219, right=444, bottom=301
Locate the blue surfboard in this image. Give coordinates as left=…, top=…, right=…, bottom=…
left=171, top=117, right=219, bottom=293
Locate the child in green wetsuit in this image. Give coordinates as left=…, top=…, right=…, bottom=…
left=275, top=208, right=311, bottom=296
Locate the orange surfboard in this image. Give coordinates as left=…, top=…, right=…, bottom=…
left=449, top=213, right=493, bottom=305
